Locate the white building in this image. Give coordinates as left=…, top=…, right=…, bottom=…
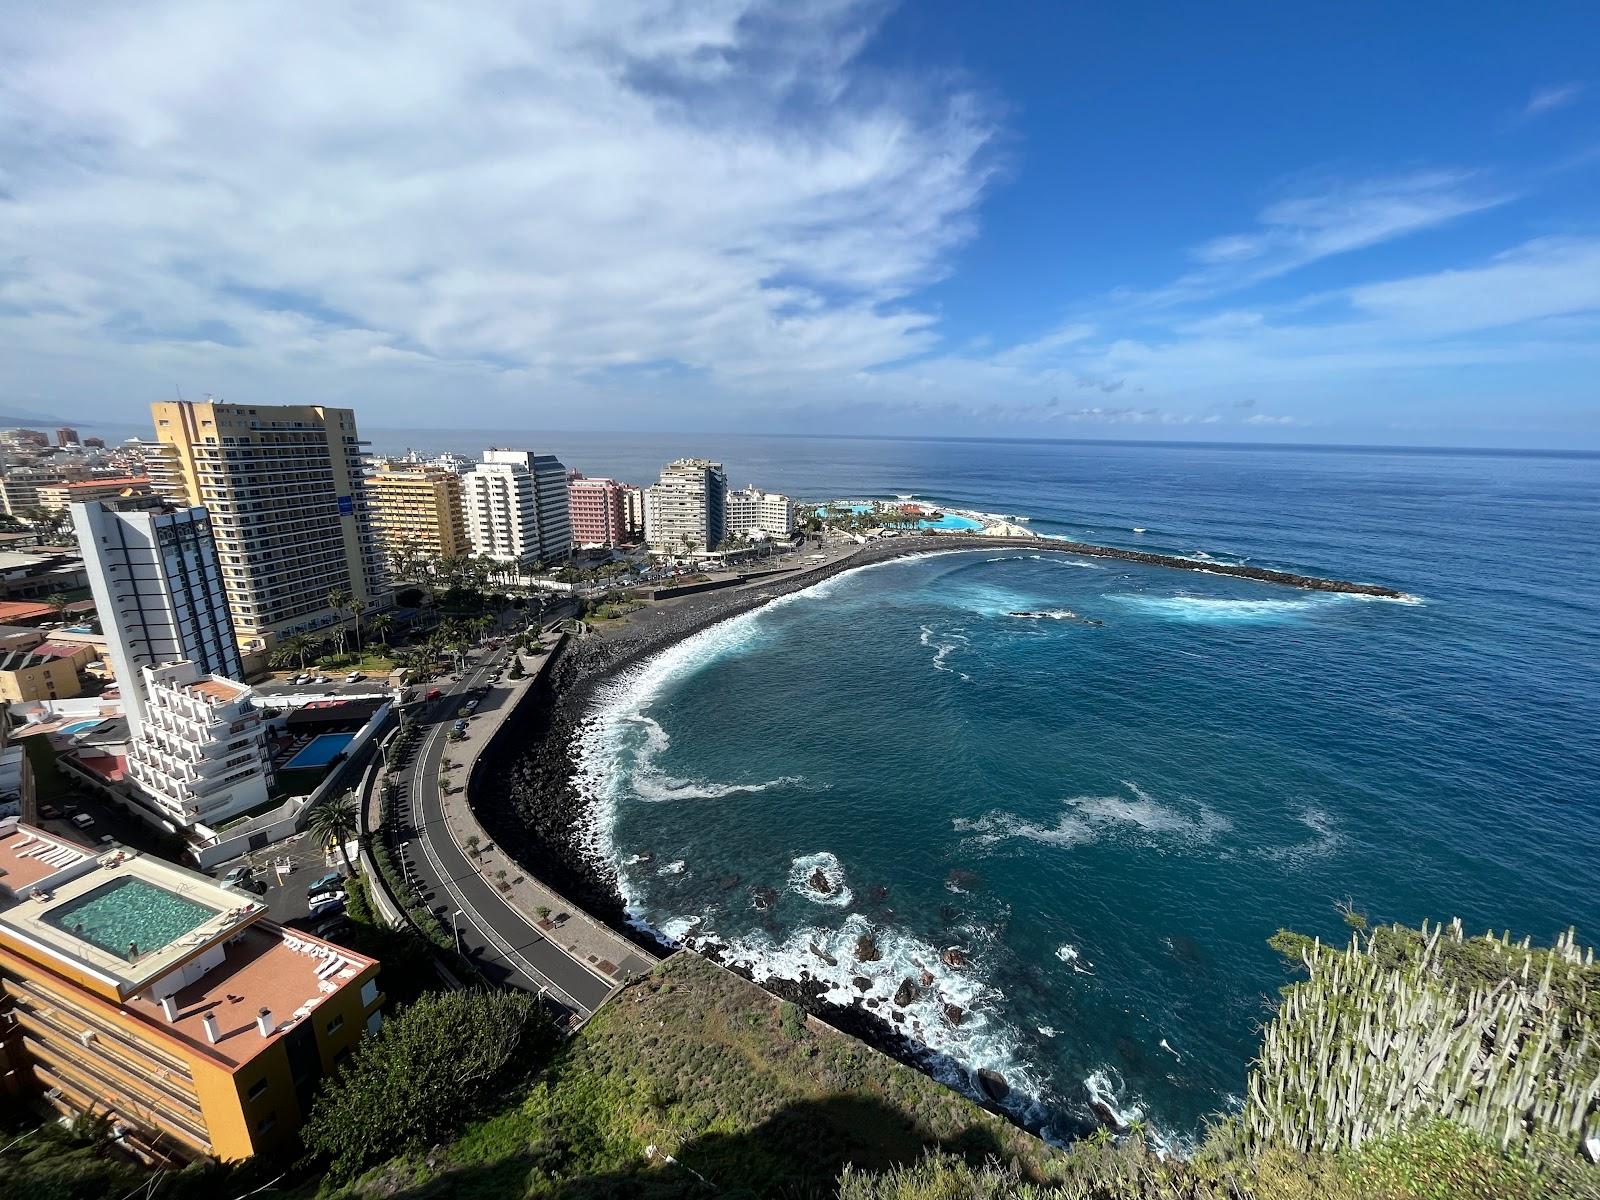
left=460, top=449, right=572, bottom=570
left=725, top=486, right=797, bottom=541
left=123, top=661, right=272, bottom=827
left=71, top=499, right=244, bottom=738
left=645, top=459, right=727, bottom=554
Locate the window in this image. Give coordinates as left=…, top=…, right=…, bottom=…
left=325, top=1014, right=344, bottom=1035
left=256, top=1113, right=277, bottom=1135
left=246, top=1078, right=268, bottom=1101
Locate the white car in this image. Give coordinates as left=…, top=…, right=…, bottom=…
left=345, top=671, right=363, bottom=682
left=71, top=813, right=95, bottom=830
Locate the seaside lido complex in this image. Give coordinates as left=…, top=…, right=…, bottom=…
left=0, top=402, right=826, bottom=1162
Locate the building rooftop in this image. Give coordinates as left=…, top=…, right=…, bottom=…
left=0, top=602, right=56, bottom=624
left=0, top=825, right=90, bottom=895
left=181, top=677, right=249, bottom=705
left=0, top=833, right=265, bottom=998
left=123, top=923, right=374, bottom=1071
left=0, top=822, right=376, bottom=1072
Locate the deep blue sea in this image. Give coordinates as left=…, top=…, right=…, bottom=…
left=383, top=431, right=1600, bottom=1145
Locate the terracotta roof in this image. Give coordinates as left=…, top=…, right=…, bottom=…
left=0, top=826, right=89, bottom=896
left=184, top=677, right=248, bottom=704
left=32, top=641, right=89, bottom=660
left=0, top=601, right=55, bottom=623
left=122, top=923, right=377, bottom=1072
left=69, top=753, right=125, bottom=784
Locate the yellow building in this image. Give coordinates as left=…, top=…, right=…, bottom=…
left=0, top=821, right=384, bottom=1162
left=147, top=401, right=391, bottom=644
left=365, top=465, right=468, bottom=568
left=0, top=650, right=82, bottom=702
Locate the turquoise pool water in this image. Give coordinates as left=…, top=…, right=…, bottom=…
left=917, top=513, right=982, bottom=531
left=60, top=720, right=104, bottom=735
left=286, top=732, right=356, bottom=770
left=46, top=877, right=217, bottom=960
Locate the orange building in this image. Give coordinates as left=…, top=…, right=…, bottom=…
left=0, top=820, right=383, bottom=1162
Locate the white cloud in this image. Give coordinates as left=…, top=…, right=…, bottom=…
left=1524, top=82, right=1584, bottom=116
left=0, top=0, right=997, bottom=416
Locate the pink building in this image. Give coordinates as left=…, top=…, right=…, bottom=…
left=568, top=473, right=629, bottom=546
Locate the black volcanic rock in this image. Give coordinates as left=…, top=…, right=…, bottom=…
left=855, top=934, right=882, bottom=963
left=808, top=867, right=834, bottom=895
left=893, top=978, right=917, bottom=1008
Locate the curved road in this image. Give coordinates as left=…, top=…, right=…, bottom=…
left=394, top=636, right=615, bottom=1018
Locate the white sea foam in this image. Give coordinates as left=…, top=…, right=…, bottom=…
left=918, top=623, right=972, bottom=682
left=1264, top=806, right=1344, bottom=865
left=1160, top=1038, right=1182, bottom=1062
left=1009, top=609, right=1077, bottom=620
left=1038, top=1025, right=1058, bottom=1038
left=787, top=851, right=854, bottom=907
left=1111, top=593, right=1327, bottom=624
left=1055, top=943, right=1096, bottom=975
left=1085, top=1067, right=1149, bottom=1133
left=658, top=859, right=688, bottom=876
left=957, top=782, right=1230, bottom=855
left=707, top=914, right=1052, bottom=1128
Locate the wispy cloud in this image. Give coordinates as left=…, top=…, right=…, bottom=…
left=1524, top=82, right=1584, bottom=117
left=0, top=0, right=998, bottom=410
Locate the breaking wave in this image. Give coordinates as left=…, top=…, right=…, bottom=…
left=956, top=782, right=1231, bottom=854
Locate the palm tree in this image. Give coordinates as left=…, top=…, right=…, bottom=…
left=326, top=587, right=352, bottom=659
left=276, top=632, right=314, bottom=670
left=366, top=612, right=393, bottom=647
left=42, top=591, right=69, bottom=620
left=307, top=792, right=359, bottom=877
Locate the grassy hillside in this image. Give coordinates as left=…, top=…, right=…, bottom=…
left=328, top=951, right=1056, bottom=1199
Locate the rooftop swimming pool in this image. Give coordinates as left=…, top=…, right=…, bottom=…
left=60, top=720, right=105, bottom=735
left=44, top=877, right=218, bottom=961
left=284, top=731, right=356, bottom=771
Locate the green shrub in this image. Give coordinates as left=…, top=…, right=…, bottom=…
left=301, top=989, right=555, bottom=1180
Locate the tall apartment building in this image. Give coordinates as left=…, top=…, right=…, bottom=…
left=72, top=500, right=243, bottom=737
left=0, top=466, right=84, bottom=517
left=364, top=465, right=468, bottom=568
left=123, top=662, right=272, bottom=828
left=460, top=449, right=572, bottom=570
left=644, top=458, right=727, bottom=554
left=0, top=820, right=383, bottom=1162
left=146, top=401, right=390, bottom=644
left=55, top=427, right=80, bottom=447
left=623, top=485, right=646, bottom=541
left=725, top=486, right=797, bottom=541
left=568, top=474, right=629, bottom=547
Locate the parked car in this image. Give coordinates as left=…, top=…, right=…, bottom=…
left=315, top=674, right=330, bottom=684
left=464, top=700, right=479, bottom=714
left=308, top=894, right=346, bottom=918
left=38, top=805, right=59, bottom=820
left=346, top=671, right=363, bottom=682
left=70, top=813, right=95, bottom=830
left=426, top=687, right=442, bottom=700
left=221, top=865, right=253, bottom=887
left=307, top=871, right=344, bottom=893
left=310, top=914, right=350, bottom=939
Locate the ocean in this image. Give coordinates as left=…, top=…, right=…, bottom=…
left=386, top=431, right=1600, bottom=1145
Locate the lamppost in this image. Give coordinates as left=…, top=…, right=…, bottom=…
left=451, top=909, right=464, bottom=957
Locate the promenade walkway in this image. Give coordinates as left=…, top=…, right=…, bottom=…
left=369, top=625, right=654, bottom=1022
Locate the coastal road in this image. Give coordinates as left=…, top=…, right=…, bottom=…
left=396, top=643, right=615, bottom=1018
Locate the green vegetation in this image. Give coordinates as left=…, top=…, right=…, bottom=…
left=321, top=953, right=1051, bottom=1199
left=22, top=736, right=67, bottom=801
left=1236, top=919, right=1599, bottom=1167
left=302, top=989, right=555, bottom=1181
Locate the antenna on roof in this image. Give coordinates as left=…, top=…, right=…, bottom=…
left=175, top=385, right=184, bottom=401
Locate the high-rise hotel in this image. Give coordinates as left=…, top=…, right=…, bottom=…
left=145, top=402, right=390, bottom=644
left=460, top=449, right=572, bottom=570
left=644, top=458, right=727, bottom=554
left=365, top=463, right=469, bottom=566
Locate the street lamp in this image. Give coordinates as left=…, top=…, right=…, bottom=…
left=451, top=909, right=464, bottom=956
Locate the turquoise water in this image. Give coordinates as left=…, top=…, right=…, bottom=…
left=286, top=732, right=356, bottom=770
left=60, top=720, right=104, bottom=735
left=570, top=441, right=1599, bottom=1146
left=46, top=877, right=217, bottom=960
left=917, top=513, right=982, bottom=531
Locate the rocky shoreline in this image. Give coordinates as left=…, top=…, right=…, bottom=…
left=466, top=530, right=1406, bottom=1131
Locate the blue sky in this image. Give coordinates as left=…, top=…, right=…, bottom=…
left=1, top=2, right=1596, bottom=447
